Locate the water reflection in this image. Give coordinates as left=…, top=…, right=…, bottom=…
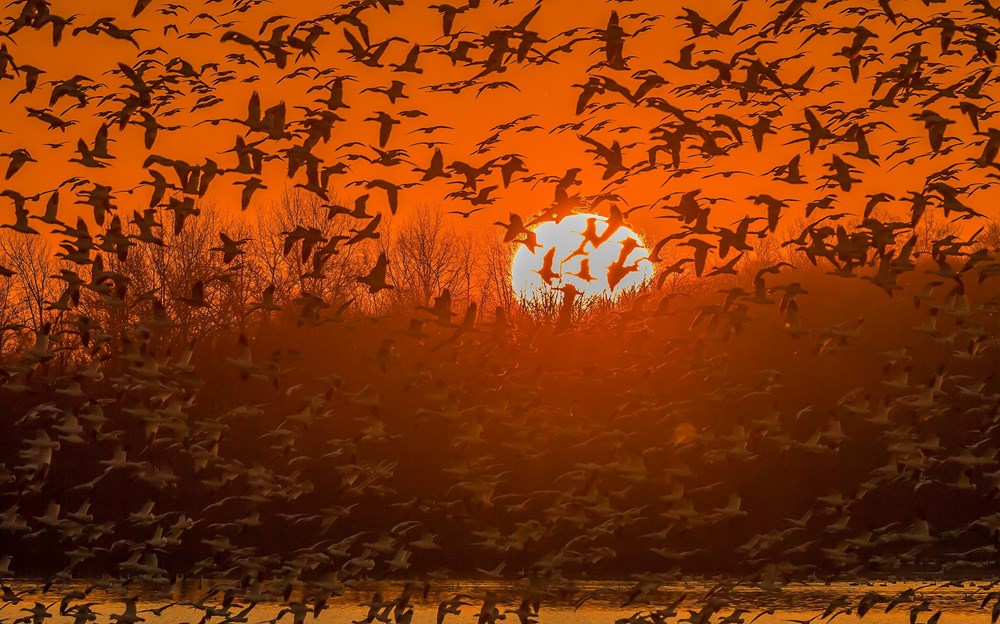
left=2, top=580, right=993, bottom=624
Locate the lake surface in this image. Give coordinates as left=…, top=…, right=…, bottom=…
left=2, top=579, right=996, bottom=624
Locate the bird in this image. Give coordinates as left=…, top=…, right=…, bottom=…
left=0, top=148, right=36, bottom=179
left=358, top=252, right=393, bottom=293
left=210, top=233, right=249, bottom=264
left=534, top=247, right=560, bottom=286
left=0, top=0, right=999, bottom=618
left=567, top=258, right=596, bottom=283
left=234, top=177, right=267, bottom=211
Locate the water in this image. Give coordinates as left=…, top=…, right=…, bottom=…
left=1, top=579, right=994, bottom=624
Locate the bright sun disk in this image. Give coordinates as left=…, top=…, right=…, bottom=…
left=511, top=213, right=655, bottom=302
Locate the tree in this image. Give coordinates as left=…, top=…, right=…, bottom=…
left=381, top=204, right=477, bottom=313
left=0, top=230, right=57, bottom=336
left=475, top=232, right=518, bottom=321
left=252, top=188, right=368, bottom=318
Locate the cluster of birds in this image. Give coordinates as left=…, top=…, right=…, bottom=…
left=2, top=0, right=1000, bottom=621
left=4, top=578, right=1000, bottom=624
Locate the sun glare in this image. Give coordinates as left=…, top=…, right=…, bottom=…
left=511, top=214, right=654, bottom=302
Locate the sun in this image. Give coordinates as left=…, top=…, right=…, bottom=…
left=511, top=213, right=654, bottom=302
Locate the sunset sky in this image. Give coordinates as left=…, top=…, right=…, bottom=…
left=3, top=1, right=1000, bottom=617
left=2, top=0, right=993, bottom=248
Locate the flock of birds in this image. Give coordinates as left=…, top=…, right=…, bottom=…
left=2, top=0, right=1000, bottom=621
left=5, top=580, right=1000, bottom=624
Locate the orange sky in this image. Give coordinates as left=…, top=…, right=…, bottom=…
left=0, top=0, right=995, bottom=252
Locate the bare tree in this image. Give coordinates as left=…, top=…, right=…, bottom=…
left=252, top=188, right=368, bottom=318
left=0, top=243, right=25, bottom=358
left=975, top=218, right=1000, bottom=251
left=381, top=204, right=476, bottom=312
left=0, top=230, right=57, bottom=335
left=913, top=210, right=960, bottom=254
left=476, top=231, right=517, bottom=321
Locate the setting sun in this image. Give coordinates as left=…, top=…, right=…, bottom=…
left=511, top=213, right=654, bottom=301
left=2, top=0, right=998, bottom=618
